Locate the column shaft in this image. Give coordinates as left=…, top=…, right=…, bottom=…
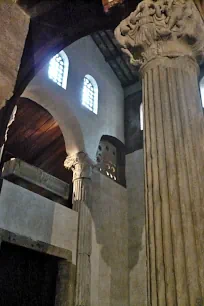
left=143, top=58, right=204, bottom=306
left=64, top=152, right=93, bottom=306
left=114, top=1, right=204, bottom=305
left=73, top=178, right=92, bottom=306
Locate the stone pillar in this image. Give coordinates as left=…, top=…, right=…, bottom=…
left=0, top=3, right=29, bottom=109
left=115, top=1, right=204, bottom=305
left=64, top=152, right=93, bottom=306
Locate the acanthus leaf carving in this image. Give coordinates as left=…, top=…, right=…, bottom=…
left=64, top=152, right=94, bottom=180
left=114, top=0, right=204, bottom=67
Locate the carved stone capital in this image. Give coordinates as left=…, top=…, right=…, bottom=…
left=114, top=0, right=204, bottom=68
left=64, top=152, right=93, bottom=180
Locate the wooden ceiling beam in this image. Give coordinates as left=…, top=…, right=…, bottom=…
left=104, top=30, right=136, bottom=81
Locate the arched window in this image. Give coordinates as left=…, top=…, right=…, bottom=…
left=48, top=50, right=69, bottom=89
left=200, top=77, right=204, bottom=108
left=140, top=103, right=143, bottom=131
left=82, top=75, right=98, bottom=114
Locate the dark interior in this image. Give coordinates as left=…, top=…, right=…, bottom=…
left=0, top=242, right=58, bottom=306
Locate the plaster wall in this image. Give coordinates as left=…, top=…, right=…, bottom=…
left=0, top=172, right=129, bottom=305
left=22, top=36, right=124, bottom=161
left=0, top=3, right=29, bottom=108
left=126, top=149, right=147, bottom=306
left=124, top=81, right=142, bottom=98
left=0, top=179, right=78, bottom=264
left=91, top=171, right=129, bottom=306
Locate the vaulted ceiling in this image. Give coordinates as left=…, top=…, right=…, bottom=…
left=10, top=0, right=204, bottom=98
left=15, top=0, right=141, bottom=96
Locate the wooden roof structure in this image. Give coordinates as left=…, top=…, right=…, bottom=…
left=4, top=98, right=72, bottom=185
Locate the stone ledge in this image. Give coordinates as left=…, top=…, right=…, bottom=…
left=2, top=158, right=69, bottom=200
left=0, top=228, right=72, bottom=261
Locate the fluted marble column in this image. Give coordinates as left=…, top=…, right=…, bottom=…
left=64, top=152, right=93, bottom=306
left=115, top=1, right=204, bottom=305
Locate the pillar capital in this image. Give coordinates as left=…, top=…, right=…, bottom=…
left=64, top=152, right=93, bottom=181
left=114, top=0, right=204, bottom=69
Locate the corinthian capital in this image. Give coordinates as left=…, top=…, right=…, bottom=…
left=114, top=0, right=204, bottom=67
left=64, top=152, right=93, bottom=180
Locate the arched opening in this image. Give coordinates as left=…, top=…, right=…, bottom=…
left=48, top=50, right=69, bottom=89
left=82, top=74, right=98, bottom=114
left=21, top=86, right=86, bottom=157
left=96, top=135, right=126, bottom=187
left=199, top=76, right=204, bottom=108
left=140, top=102, right=143, bottom=131
left=2, top=98, right=73, bottom=208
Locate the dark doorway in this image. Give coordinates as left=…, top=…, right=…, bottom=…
left=0, top=242, right=58, bottom=306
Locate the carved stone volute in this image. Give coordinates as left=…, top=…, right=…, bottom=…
left=114, top=0, right=204, bottom=68
left=64, top=152, right=93, bottom=181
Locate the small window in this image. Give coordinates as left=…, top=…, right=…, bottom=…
left=82, top=75, right=98, bottom=114
left=48, top=50, right=69, bottom=89
left=140, top=103, right=143, bottom=131
left=96, top=139, right=117, bottom=182
left=200, top=77, right=204, bottom=108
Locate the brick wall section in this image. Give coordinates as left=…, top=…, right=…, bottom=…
left=0, top=3, right=29, bottom=109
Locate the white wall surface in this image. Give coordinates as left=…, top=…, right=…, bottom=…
left=91, top=171, right=129, bottom=306
left=126, top=149, right=147, bottom=306
left=22, top=36, right=124, bottom=161
left=0, top=180, right=78, bottom=264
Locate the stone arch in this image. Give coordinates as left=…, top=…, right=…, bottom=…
left=82, top=74, right=98, bottom=114
left=3, top=97, right=74, bottom=207
left=21, top=87, right=85, bottom=156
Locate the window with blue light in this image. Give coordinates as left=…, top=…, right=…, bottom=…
left=200, top=77, right=204, bottom=108
left=48, top=51, right=68, bottom=89
left=140, top=103, right=143, bottom=131
left=82, top=75, right=98, bottom=114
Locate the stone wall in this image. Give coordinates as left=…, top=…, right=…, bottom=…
left=0, top=3, right=29, bottom=108
left=0, top=171, right=130, bottom=306
left=91, top=171, right=129, bottom=306
left=0, top=179, right=78, bottom=263
left=0, top=155, right=146, bottom=305
left=125, top=91, right=143, bottom=154
left=126, top=149, right=147, bottom=306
